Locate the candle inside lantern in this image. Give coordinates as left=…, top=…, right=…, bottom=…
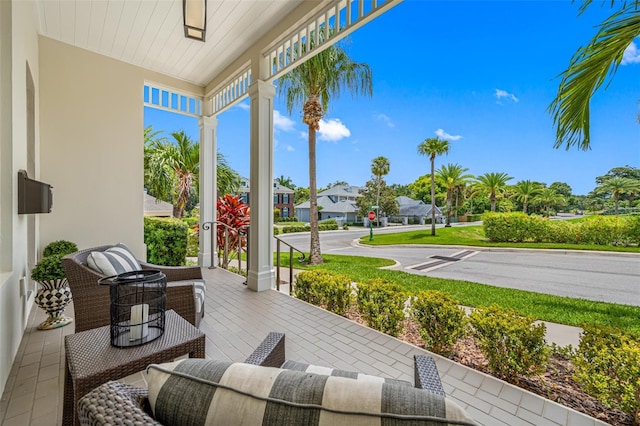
left=130, top=303, right=149, bottom=341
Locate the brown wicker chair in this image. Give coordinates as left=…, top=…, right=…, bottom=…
left=62, top=245, right=204, bottom=332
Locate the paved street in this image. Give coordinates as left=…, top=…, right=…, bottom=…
left=278, top=224, right=640, bottom=306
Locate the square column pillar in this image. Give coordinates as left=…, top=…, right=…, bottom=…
left=199, top=116, right=217, bottom=268
left=247, top=80, right=276, bottom=292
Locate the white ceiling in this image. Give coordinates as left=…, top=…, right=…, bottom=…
left=35, top=0, right=304, bottom=87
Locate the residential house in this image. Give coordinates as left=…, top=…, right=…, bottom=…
left=239, top=178, right=295, bottom=218
left=393, top=196, right=444, bottom=224
left=143, top=192, right=174, bottom=218
left=1, top=0, right=400, bottom=400
left=295, top=185, right=361, bottom=224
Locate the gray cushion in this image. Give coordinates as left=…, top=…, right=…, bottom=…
left=146, top=359, right=477, bottom=426
left=281, top=360, right=412, bottom=387
left=86, top=243, right=141, bottom=276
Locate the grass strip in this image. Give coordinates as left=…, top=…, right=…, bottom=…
left=277, top=252, right=640, bottom=337
left=360, top=225, right=640, bottom=253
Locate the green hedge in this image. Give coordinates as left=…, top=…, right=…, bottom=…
left=411, top=291, right=466, bottom=356
left=356, top=278, right=406, bottom=337
left=279, top=221, right=339, bottom=234
left=144, top=217, right=189, bottom=266
left=275, top=216, right=299, bottom=223
left=483, top=213, right=639, bottom=246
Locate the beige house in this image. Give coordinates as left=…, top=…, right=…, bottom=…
left=143, top=193, right=174, bottom=217
left=0, top=0, right=400, bottom=397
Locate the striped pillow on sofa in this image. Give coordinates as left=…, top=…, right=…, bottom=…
left=146, top=359, right=477, bottom=426
left=86, top=244, right=141, bottom=276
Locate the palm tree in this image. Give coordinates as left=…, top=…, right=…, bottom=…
left=534, top=188, right=567, bottom=217
left=278, top=37, right=372, bottom=265
left=474, top=172, right=513, bottom=212
left=275, top=175, right=295, bottom=189
left=436, top=163, right=473, bottom=227
left=417, top=137, right=450, bottom=235
left=549, top=1, right=640, bottom=150
left=216, top=153, right=241, bottom=197
left=513, top=180, right=542, bottom=213
left=595, top=176, right=638, bottom=214
left=371, top=156, right=390, bottom=226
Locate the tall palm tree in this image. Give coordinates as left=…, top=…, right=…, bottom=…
left=216, top=152, right=241, bottom=197
left=371, top=156, right=390, bottom=226
left=417, top=137, right=450, bottom=235
left=549, top=1, right=640, bottom=150
left=275, top=175, right=295, bottom=189
left=474, top=172, right=513, bottom=212
left=534, top=188, right=567, bottom=217
left=278, top=37, right=372, bottom=265
left=595, top=176, right=638, bottom=214
left=513, top=180, right=542, bottom=214
left=436, top=163, right=473, bottom=227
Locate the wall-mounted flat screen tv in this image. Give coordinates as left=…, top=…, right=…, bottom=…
left=18, top=170, right=53, bottom=214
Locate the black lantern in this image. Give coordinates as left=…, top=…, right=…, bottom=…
left=98, top=270, right=167, bottom=347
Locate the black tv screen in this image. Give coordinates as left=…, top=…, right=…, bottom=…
left=18, top=170, right=53, bottom=214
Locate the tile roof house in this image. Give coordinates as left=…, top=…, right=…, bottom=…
left=394, top=196, right=444, bottom=224
left=143, top=193, right=174, bottom=217
left=295, top=185, right=361, bottom=224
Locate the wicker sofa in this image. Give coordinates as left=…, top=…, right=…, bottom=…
left=62, top=245, right=205, bottom=332
left=77, top=332, right=477, bottom=425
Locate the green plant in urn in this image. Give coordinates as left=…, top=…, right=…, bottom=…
left=31, top=246, right=75, bottom=330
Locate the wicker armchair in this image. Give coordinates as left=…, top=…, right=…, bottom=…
left=62, top=245, right=204, bottom=332
left=78, top=333, right=452, bottom=425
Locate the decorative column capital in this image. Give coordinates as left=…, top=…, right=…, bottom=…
left=199, top=115, right=218, bottom=129
left=248, top=80, right=276, bottom=98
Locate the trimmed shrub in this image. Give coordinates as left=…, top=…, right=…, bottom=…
left=275, top=216, right=299, bottom=223
left=144, top=217, right=189, bottom=266
left=468, top=305, right=549, bottom=380
left=323, top=273, right=353, bottom=316
left=43, top=240, right=78, bottom=257
left=293, top=270, right=353, bottom=316
left=573, top=326, right=640, bottom=424
left=181, top=216, right=199, bottom=227
left=356, top=279, right=406, bottom=337
left=411, top=291, right=466, bottom=356
left=31, top=254, right=66, bottom=283
left=293, top=270, right=329, bottom=305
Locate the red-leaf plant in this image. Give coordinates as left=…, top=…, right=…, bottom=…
left=216, top=194, right=250, bottom=269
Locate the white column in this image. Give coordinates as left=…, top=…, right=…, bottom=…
left=198, top=116, right=217, bottom=268
left=247, top=80, right=275, bottom=292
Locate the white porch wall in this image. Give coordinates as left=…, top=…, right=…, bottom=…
left=0, top=0, right=40, bottom=397
left=38, top=37, right=203, bottom=260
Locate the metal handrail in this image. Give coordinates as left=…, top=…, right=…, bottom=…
left=274, top=235, right=306, bottom=295
left=201, top=221, right=249, bottom=275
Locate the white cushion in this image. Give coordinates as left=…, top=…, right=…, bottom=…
left=146, top=360, right=477, bottom=426
left=86, top=244, right=141, bottom=276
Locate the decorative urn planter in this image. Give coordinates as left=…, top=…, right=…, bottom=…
left=31, top=252, right=74, bottom=330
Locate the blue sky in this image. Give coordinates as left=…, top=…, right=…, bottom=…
left=145, top=0, right=639, bottom=196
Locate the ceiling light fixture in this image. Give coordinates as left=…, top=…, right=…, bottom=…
left=183, top=0, right=207, bottom=42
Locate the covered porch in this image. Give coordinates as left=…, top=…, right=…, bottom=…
left=1, top=267, right=605, bottom=426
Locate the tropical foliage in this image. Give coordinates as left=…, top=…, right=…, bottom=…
left=417, top=137, right=450, bottom=235
left=473, top=172, right=513, bottom=212
left=436, top=163, right=473, bottom=226
left=144, top=126, right=241, bottom=218
left=549, top=0, right=640, bottom=150
left=512, top=180, right=542, bottom=214
left=216, top=194, right=250, bottom=269
left=371, top=156, right=391, bottom=226
left=278, top=33, right=372, bottom=264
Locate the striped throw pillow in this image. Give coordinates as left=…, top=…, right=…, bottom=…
left=86, top=244, right=141, bottom=276
left=281, top=360, right=412, bottom=387
left=146, top=359, right=477, bottom=426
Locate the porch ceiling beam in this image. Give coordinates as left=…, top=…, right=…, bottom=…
left=206, top=0, right=401, bottom=116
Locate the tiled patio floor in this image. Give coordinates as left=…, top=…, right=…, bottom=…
left=1, top=267, right=607, bottom=425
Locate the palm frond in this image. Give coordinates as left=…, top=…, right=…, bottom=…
left=549, top=4, right=640, bottom=150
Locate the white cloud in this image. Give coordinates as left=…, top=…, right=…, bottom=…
left=273, top=110, right=296, bottom=132
left=376, top=113, right=395, bottom=128
left=318, top=118, right=351, bottom=142
left=622, top=41, right=640, bottom=65
left=435, top=128, right=462, bottom=141
left=286, top=145, right=295, bottom=152
left=236, top=102, right=250, bottom=111
left=299, top=131, right=308, bottom=139
left=495, top=89, right=519, bottom=103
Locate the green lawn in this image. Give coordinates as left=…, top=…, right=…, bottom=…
left=276, top=252, right=640, bottom=337
left=360, top=224, right=640, bottom=253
